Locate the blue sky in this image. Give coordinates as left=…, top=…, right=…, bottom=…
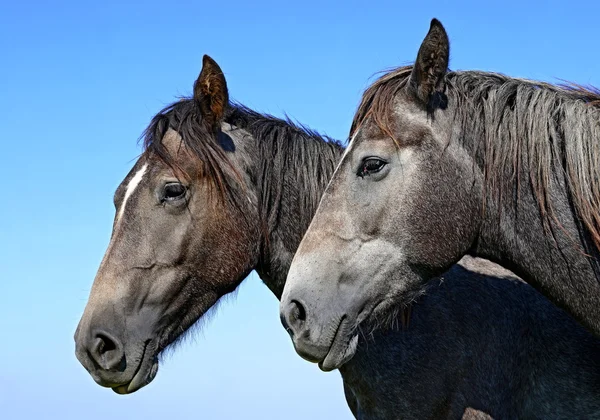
left=1, top=1, right=598, bottom=418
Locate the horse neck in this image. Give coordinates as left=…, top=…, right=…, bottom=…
left=468, top=128, right=600, bottom=336
left=246, top=126, right=344, bottom=299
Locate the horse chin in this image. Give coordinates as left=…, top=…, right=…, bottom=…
left=112, top=342, right=160, bottom=395
left=318, top=319, right=359, bottom=372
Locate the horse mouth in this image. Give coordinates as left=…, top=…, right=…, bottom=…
left=112, top=340, right=159, bottom=395
left=317, top=300, right=389, bottom=371
left=318, top=317, right=359, bottom=372
left=357, top=298, right=389, bottom=326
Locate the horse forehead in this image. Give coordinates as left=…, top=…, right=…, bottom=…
left=350, top=110, right=431, bottom=152
left=347, top=125, right=400, bottom=156
left=116, top=163, right=149, bottom=223
left=162, top=128, right=184, bottom=154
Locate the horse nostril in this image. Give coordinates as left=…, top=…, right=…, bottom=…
left=291, top=300, right=306, bottom=322
left=89, top=331, right=124, bottom=371
left=95, top=334, right=116, bottom=355
left=283, top=299, right=308, bottom=337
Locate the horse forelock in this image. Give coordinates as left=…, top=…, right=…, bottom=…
left=351, top=66, right=413, bottom=146
left=141, top=99, right=239, bottom=206
left=140, top=99, right=343, bottom=235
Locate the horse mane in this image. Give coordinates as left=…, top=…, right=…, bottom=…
left=225, top=104, right=343, bottom=234
left=142, top=99, right=343, bottom=234
left=353, top=66, right=600, bottom=251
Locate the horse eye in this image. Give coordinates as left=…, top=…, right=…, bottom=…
left=358, top=158, right=386, bottom=178
left=163, top=183, right=186, bottom=201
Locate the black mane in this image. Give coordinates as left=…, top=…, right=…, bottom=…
left=142, top=99, right=343, bottom=234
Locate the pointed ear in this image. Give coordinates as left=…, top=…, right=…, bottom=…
left=193, top=55, right=229, bottom=130
left=407, top=19, right=450, bottom=111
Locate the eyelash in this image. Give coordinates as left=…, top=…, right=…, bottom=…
left=357, top=158, right=386, bottom=178
left=162, top=183, right=187, bottom=202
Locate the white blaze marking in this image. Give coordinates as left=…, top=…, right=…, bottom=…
left=116, top=163, right=148, bottom=225
left=92, top=163, right=148, bottom=292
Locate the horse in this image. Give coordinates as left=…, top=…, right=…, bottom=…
left=74, top=56, right=600, bottom=419
left=73, top=55, right=341, bottom=395
left=280, top=18, right=600, bottom=370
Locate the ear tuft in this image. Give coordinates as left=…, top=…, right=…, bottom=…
left=408, top=19, right=450, bottom=112
left=193, top=55, right=229, bottom=129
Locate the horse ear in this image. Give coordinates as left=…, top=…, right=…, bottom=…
left=407, top=19, right=450, bottom=111
left=193, top=55, right=229, bottom=129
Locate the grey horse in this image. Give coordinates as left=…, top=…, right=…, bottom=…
left=281, top=19, right=600, bottom=367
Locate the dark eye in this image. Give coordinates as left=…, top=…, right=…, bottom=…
left=358, top=158, right=386, bottom=178
left=163, top=182, right=186, bottom=202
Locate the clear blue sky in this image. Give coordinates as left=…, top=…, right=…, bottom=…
left=1, top=1, right=598, bottom=418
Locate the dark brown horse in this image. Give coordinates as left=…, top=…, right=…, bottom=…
left=281, top=18, right=600, bottom=366
left=74, top=56, right=341, bottom=394
left=75, top=56, right=600, bottom=419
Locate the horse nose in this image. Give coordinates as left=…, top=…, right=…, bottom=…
left=281, top=299, right=307, bottom=337
left=86, top=330, right=125, bottom=371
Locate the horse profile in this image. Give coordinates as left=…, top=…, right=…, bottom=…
left=74, top=55, right=341, bottom=394
left=74, top=56, right=600, bottom=419
left=281, top=18, right=600, bottom=366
